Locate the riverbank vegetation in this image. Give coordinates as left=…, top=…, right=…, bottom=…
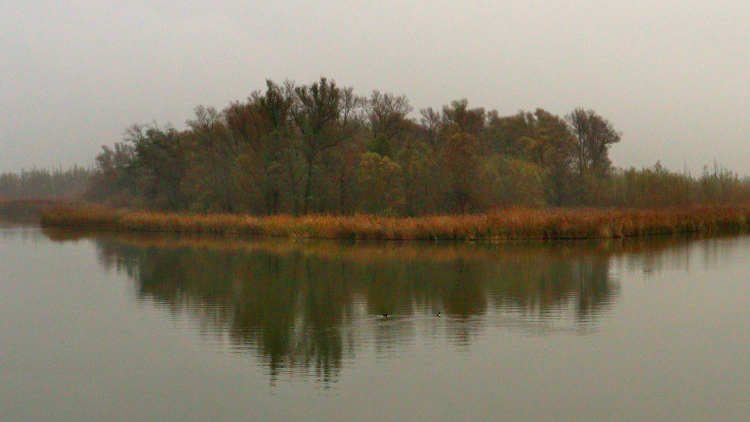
left=81, top=77, right=750, bottom=215
left=41, top=204, right=750, bottom=240
left=22, top=76, right=750, bottom=239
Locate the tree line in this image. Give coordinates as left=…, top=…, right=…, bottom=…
left=0, top=167, right=92, bottom=200
left=82, top=77, right=749, bottom=214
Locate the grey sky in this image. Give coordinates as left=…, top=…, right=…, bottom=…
left=2, top=0, right=749, bottom=174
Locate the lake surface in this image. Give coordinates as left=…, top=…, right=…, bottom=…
left=2, top=224, right=749, bottom=421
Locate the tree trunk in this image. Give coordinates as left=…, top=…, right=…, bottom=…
left=303, top=155, right=313, bottom=214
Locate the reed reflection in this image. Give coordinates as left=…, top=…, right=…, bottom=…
left=46, top=230, right=626, bottom=384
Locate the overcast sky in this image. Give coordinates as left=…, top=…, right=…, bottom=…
left=2, top=0, right=749, bottom=174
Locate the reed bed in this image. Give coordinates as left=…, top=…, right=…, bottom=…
left=40, top=204, right=750, bottom=241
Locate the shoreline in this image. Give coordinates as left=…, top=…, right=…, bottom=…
left=0, top=199, right=72, bottom=223
left=39, top=204, right=750, bottom=241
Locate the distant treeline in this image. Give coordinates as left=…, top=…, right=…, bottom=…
left=73, top=77, right=750, bottom=214
left=0, top=167, right=92, bottom=200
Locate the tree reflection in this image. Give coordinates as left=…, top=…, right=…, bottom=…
left=47, top=230, right=626, bottom=384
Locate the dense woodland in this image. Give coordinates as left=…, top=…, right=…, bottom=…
left=12, top=77, right=750, bottom=214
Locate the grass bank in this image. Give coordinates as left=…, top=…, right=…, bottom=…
left=40, top=204, right=750, bottom=241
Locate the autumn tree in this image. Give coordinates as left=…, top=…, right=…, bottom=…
left=225, top=80, right=297, bottom=214
left=479, top=155, right=546, bottom=208
left=442, top=99, right=485, bottom=136
left=84, top=77, right=750, bottom=214
left=419, top=107, right=443, bottom=148
left=365, top=91, right=412, bottom=157
left=291, top=78, right=362, bottom=214
left=357, top=152, right=404, bottom=214
left=442, top=132, right=481, bottom=213
left=86, top=142, right=135, bottom=204
left=566, top=108, right=620, bottom=177
left=125, top=124, right=190, bottom=210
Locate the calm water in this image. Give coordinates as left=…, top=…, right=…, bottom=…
left=1, top=224, right=749, bottom=421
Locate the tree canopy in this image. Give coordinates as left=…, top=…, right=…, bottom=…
left=82, top=77, right=749, bottom=214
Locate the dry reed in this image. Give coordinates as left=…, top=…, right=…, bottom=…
left=40, top=204, right=750, bottom=241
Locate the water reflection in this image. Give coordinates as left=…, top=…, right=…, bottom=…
left=43, top=230, right=630, bottom=384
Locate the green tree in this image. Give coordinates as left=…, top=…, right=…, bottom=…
left=356, top=152, right=404, bottom=214
left=479, top=155, right=546, bottom=208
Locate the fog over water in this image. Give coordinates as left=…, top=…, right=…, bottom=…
left=2, top=0, right=749, bottom=174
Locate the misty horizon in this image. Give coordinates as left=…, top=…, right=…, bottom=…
left=3, top=1, right=749, bottom=174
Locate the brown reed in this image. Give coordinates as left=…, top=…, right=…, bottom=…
left=40, top=204, right=750, bottom=241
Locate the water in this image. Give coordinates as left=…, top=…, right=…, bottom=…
left=1, top=224, right=749, bottom=421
